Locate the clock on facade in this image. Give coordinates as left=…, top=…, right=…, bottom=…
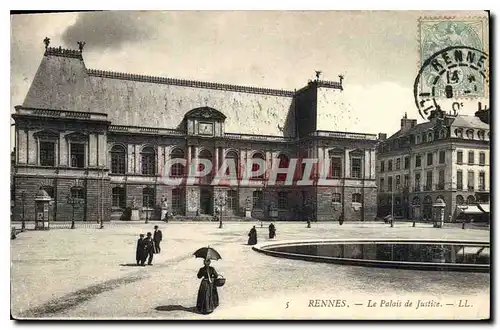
left=198, top=122, right=214, bottom=136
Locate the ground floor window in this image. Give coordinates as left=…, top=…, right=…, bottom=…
left=278, top=191, right=288, bottom=209
left=171, top=188, right=183, bottom=215
left=227, top=190, right=238, bottom=212
left=42, top=186, right=54, bottom=199
left=71, top=186, right=85, bottom=199
left=143, top=188, right=155, bottom=208
left=112, top=187, right=126, bottom=208
left=352, top=193, right=362, bottom=203
left=332, top=193, right=341, bottom=203
left=253, top=191, right=263, bottom=209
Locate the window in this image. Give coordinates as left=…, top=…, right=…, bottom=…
left=252, top=190, right=263, bottom=208
left=415, top=155, right=421, bottom=168
left=426, top=171, right=433, bottom=191
left=439, top=150, right=445, bottom=164
left=457, top=170, right=463, bottom=190
left=466, top=129, right=474, bottom=139
left=396, top=158, right=401, bottom=170
left=478, top=130, right=485, bottom=140
left=278, top=191, right=288, bottom=209
left=388, top=160, right=393, bottom=171
left=404, top=156, right=410, bottom=169
left=379, top=178, right=385, bottom=192
left=479, top=172, right=485, bottom=191
left=70, top=143, right=85, bottom=168
left=380, top=160, right=385, bottom=172
left=466, top=195, right=476, bottom=205
left=142, top=187, right=155, bottom=208
left=170, top=148, right=185, bottom=177
left=428, top=133, right=433, bottom=142
left=331, top=156, right=342, bottom=178
left=456, top=195, right=464, bottom=205
left=468, top=151, right=474, bottom=165
left=198, top=149, right=213, bottom=175
left=479, top=152, right=486, bottom=166
left=414, top=173, right=421, bottom=191
left=351, top=157, right=362, bottom=178
left=225, top=151, right=239, bottom=177
left=416, top=135, right=421, bottom=144
left=457, top=150, right=463, bottom=164
left=171, top=188, right=183, bottom=214
left=277, top=154, right=290, bottom=181
left=396, top=175, right=401, bottom=190
left=110, top=145, right=126, bottom=174
left=112, top=187, right=126, bottom=208
left=455, top=128, right=463, bottom=138
left=40, top=141, right=55, bottom=166
left=252, top=153, right=265, bottom=179
left=141, top=147, right=156, bottom=175
left=404, top=174, right=410, bottom=188
left=427, top=153, right=433, bottom=166
left=71, top=186, right=85, bottom=199
left=467, top=171, right=474, bottom=191
left=388, top=176, right=393, bottom=192
left=227, top=190, right=238, bottom=212
left=332, top=193, right=341, bottom=203
left=352, top=193, right=362, bottom=203
left=438, top=169, right=445, bottom=190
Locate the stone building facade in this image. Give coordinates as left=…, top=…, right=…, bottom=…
left=376, top=108, right=490, bottom=222
left=12, top=45, right=378, bottom=222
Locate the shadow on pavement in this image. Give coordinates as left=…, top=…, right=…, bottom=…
left=120, top=263, right=143, bottom=267
left=155, top=305, right=199, bottom=314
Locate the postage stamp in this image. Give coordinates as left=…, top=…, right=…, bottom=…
left=418, top=17, right=489, bottom=99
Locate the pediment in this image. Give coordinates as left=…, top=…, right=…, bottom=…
left=328, top=147, right=344, bottom=155
left=184, top=107, right=226, bottom=121
left=349, top=148, right=364, bottom=156
left=65, top=131, right=88, bottom=141
left=34, top=129, right=59, bottom=140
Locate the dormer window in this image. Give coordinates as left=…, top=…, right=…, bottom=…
left=466, top=129, right=474, bottom=139
left=455, top=128, right=463, bottom=138
left=478, top=130, right=485, bottom=140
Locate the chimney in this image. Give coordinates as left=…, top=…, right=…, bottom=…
left=475, top=102, right=490, bottom=124
left=378, top=133, right=387, bottom=140
left=400, top=112, right=416, bottom=132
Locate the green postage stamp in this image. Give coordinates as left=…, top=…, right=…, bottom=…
left=417, top=17, right=489, bottom=99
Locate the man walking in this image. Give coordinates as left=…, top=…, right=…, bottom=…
left=141, top=232, right=155, bottom=266
left=153, top=225, right=163, bottom=254
left=136, top=233, right=145, bottom=265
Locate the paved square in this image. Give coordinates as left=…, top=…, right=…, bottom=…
left=11, top=221, right=490, bottom=320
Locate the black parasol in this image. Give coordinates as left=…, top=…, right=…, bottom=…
left=193, top=246, right=222, bottom=261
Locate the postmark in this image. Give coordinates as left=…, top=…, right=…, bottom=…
left=418, top=17, right=489, bottom=98
left=414, top=45, right=489, bottom=120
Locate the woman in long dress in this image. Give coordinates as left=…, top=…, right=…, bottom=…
left=196, top=259, right=220, bottom=314
left=248, top=226, right=257, bottom=245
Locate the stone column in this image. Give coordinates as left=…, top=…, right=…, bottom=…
left=59, top=131, right=68, bottom=167
left=89, top=133, right=98, bottom=167
left=344, top=149, right=350, bottom=178
left=127, top=144, right=135, bottom=174
left=215, top=146, right=220, bottom=174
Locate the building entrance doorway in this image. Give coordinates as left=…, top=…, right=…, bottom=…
left=200, top=188, right=213, bottom=215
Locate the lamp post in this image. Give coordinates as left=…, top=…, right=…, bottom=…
left=20, top=190, right=26, bottom=221
left=214, top=193, right=227, bottom=229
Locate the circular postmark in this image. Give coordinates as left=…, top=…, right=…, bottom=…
left=414, top=46, right=489, bottom=120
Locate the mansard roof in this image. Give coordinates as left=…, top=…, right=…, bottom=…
left=19, top=45, right=344, bottom=137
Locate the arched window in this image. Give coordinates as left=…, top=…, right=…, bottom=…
left=478, top=130, right=485, bottom=140
left=170, top=148, right=185, bottom=177
left=227, top=189, right=238, bottom=212
left=428, top=133, right=433, bottom=142
left=466, top=195, right=476, bottom=205
left=252, top=152, right=265, bottom=179
left=466, top=129, right=474, bottom=139
left=225, top=151, right=239, bottom=177
left=143, top=187, right=155, bottom=208
left=141, top=147, right=156, bottom=175
left=455, top=128, right=463, bottom=138
left=71, top=186, right=85, bottom=199
left=252, top=190, right=263, bottom=208
left=198, top=149, right=213, bottom=173
left=41, top=186, right=54, bottom=199
left=352, top=193, right=362, bottom=203
left=394, top=197, right=401, bottom=205
left=110, top=145, right=126, bottom=174
left=423, top=196, right=432, bottom=204
left=277, top=154, right=290, bottom=181
left=112, top=187, right=125, bottom=208
left=436, top=195, right=445, bottom=202
left=412, top=196, right=421, bottom=205
left=456, top=195, right=464, bottom=205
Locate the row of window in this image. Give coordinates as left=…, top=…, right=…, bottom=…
left=380, top=195, right=477, bottom=206
left=379, top=170, right=486, bottom=192
left=380, top=150, right=486, bottom=173
left=454, top=128, right=488, bottom=140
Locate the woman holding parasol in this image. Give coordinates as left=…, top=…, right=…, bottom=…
left=193, top=246, right=224, bottom=314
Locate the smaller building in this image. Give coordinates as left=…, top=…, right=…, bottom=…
left=376, top=107, right=490, bottom=222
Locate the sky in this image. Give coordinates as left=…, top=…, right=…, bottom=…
left=10, top=10, right=489, bottom=141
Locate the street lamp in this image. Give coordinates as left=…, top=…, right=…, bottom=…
left=214, top=194, right=227, bottom=228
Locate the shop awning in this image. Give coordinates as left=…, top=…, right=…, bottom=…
left=457, top=206, right=484, bottom=215
left=477, top=203, right=490, bottom=214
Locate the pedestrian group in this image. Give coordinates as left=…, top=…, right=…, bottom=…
left=135, top=225, right=163, bottom=266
